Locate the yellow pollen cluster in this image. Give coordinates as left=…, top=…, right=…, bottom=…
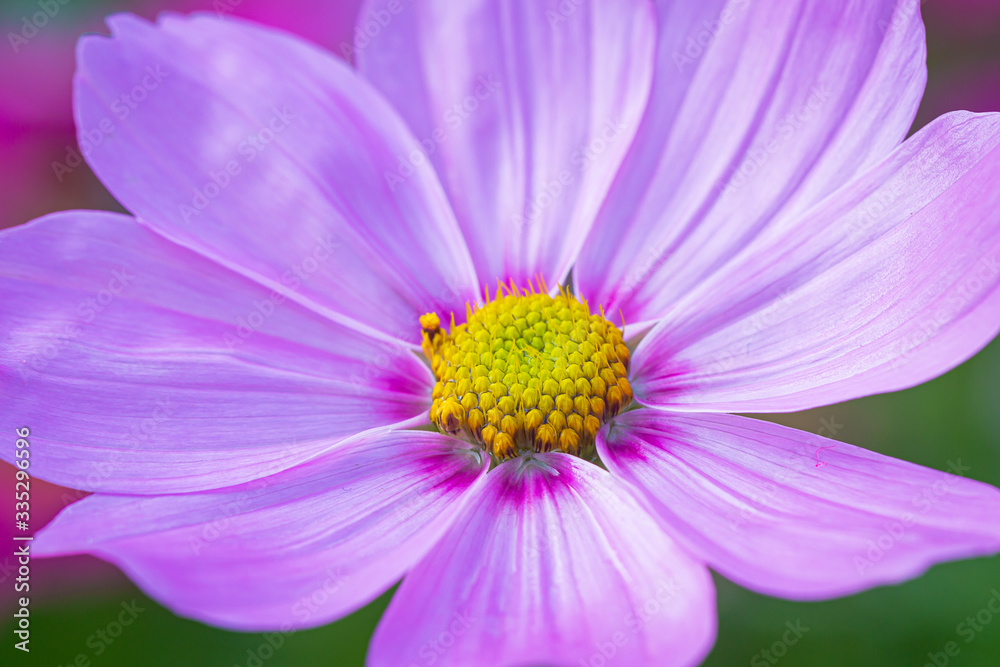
left=421, top=281, right=633, bottom=460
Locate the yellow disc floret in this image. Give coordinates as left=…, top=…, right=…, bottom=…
left=421, top=281, right=633, bottom=460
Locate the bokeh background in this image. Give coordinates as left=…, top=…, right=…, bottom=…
left=2, top=0, right=999, bottom=665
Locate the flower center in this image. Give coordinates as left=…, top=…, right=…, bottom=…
left=420, top=282, right=633, bottom=460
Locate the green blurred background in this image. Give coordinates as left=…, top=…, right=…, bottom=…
left=2, top=0, right=1000, bottom=665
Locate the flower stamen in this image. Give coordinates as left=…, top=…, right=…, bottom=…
left=421, top=281, right=632, bottom=460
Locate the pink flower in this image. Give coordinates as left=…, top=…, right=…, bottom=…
left=3, top=2, right=1000, bottom=665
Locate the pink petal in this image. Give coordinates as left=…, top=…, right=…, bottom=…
left=357, top=0, right=655, bottom=288
left=33, top=430, right=488, bottom=631
left=75, top=13, right=478, bottom=344
left=631, top=112, right=1000, bottom=412
left=575, top=0, right=926, bottom=325
left=0, top=211, right=432, bottom=493
left=599, top=410, right=1000, bottom=600
left=369, top=453, right=716, bottom=667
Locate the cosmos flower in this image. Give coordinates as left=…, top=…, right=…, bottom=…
left=3, top=1, right=1000, bottom=665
